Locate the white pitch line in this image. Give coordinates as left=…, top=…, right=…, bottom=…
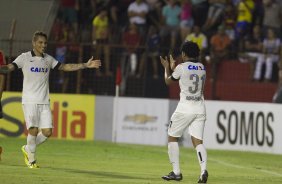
left=209, top=158, right=282, bottom=177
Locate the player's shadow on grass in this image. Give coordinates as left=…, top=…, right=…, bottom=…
left=48, top=167, right=147, bottom=180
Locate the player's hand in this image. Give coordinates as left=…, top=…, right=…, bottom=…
left=169, top=54, right=176, bottom=71
left=160, top=56, right=169, bottom=68
left=86, top=56, right=101, bottom=69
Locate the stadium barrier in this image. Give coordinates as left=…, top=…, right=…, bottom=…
left=1, top=92, right=282, bottom=154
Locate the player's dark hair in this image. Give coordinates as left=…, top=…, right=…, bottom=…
left=181, top=41, right=200, bottom=58
left=32, top=31, right=47, bottom=42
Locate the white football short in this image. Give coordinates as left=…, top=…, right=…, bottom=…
left=168, top=112, right=206, bottom=140
left=22, top=104, right=53, bottom=129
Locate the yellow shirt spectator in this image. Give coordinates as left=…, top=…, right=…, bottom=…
left=92, top=15, right=109, bottom=40
left=185, top=33, right=208, bottom=50
left=237, top=0, right=254, bottom=23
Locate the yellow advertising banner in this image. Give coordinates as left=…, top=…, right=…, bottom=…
left=0, top=92, right=95, bottom=140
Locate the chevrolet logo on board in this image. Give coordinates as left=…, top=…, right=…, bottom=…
left=124, top=114, right=157, bottom=124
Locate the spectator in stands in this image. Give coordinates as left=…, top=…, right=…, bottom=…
left=160, top=0, right=181, bottom=52
left=262, top=0, right=282, bottom=39
left=210, top=25, right=231, bottom=59
left=127, top=0, right=149, bottom=38
left=55, top=37, right=67, bottom=88
left=121, top=23, right=142, bottom=75
left=179, top=0, right=193, bottom=41
left=0, top=49, right=6, bottom=118
left=185, top=25, right=208, bottom=61
left=120, top=23, right=142, bottom=94
left=252, top=0, right=264, bottom=26
left=54, top=23, right=71, bottom=91
left=59, top=0, right=79, bottom=34
left=120, top=23, right=142, bottom=95
left=223, top=3, right=236, bottom=40
left=239, top=24, right=263, bottom=80
left=203, top=0, right=226, bottom=31
left=253, top=28, right=281, bottom=82
left=67, top=29, right=80, bottom=63
left=114, top=0, right=133, bottom=28
left=0, top=31, right=101, bottom=169
left=145, top=0, right=164, bottom=29
left=107, top=0, right=122, bottom=43
left=209, top=25, right=231, bottom=82
left=222, top=2, right=237, bottom=57
left=50, top=17, right=64, bottom=41
left=137, top=26, right=161, bottom=79
left=191, top=0, right=209, bottom=27
left=92, top=8, right=112, bottom=76
left=77, top=0, right=95, bottom=28
left=235, top=0, right=255, bottom=51
left=63, top=29, right=81, bottom=93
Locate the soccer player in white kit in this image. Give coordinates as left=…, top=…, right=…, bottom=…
left=160, top=41, right=208, bottom=183
left=0, top=31, right=101, bottom=168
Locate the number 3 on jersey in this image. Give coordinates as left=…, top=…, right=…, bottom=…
left=189, top=74, right=206, bottom=94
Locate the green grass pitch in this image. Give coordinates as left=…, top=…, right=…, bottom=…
left=0, top=138, right=282, bottom=184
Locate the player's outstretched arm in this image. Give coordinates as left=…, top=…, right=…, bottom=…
left=169, top=54, right=176, bottom=71
left=160, top=56, right=173, bottom=85
left=59, top=56, right=101, bottom=72
left=0, top=64, right=16, bottom=74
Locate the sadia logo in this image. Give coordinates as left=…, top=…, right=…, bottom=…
left=124, top=114, right=157, bottom=124
left=49, top=93, right=95, bottom=140
left=0, top=93, right=95, bottom=140
left=51, top=101, right=87, bottom=139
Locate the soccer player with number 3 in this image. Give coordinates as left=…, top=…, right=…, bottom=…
left=160, top=41, right=208, bottom=183
left=0, top=31, right=101, bottom=168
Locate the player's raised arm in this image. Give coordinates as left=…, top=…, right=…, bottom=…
left=169, top=54, right=176, bottom=71
left=58, top=56, right=101, bottom=72
left=160, top=56, right=173, bottom=85
left=0, top=63, right=16, bottom=74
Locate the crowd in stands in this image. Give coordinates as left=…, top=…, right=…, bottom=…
left=49, top=0, right=282, bottom=87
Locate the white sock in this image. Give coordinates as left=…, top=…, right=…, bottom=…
left=196, top=144, right=207, bottom=173
left=26, top=134, right=37, bottom=163
left=168, top=142, right=180, bottom=175
left=36, top=132, right=48, bottom=146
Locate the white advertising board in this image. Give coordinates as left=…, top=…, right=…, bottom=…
left=204, top=101, right=282, bottom=154
left=114, top=97, right=169, bottom=145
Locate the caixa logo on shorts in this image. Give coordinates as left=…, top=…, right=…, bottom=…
left=30, top=67, right=48, bottom=73
left=188, top=65, right=205, bottom=70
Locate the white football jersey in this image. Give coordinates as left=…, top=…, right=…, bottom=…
left=171, top=61, right=206, bottom=114
left=13, top=51, right=59, bottom=104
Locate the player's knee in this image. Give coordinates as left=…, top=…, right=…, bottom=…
left=28, top=127, right=39, bottom=136
left=191, top=136, right=203, bottom=148
left=42, top=129, right=52, bottom=137
left=168, top=136, right=178, bottom=142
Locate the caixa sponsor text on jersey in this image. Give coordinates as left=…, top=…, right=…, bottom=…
left=30, top=67, right=48, bottom=73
